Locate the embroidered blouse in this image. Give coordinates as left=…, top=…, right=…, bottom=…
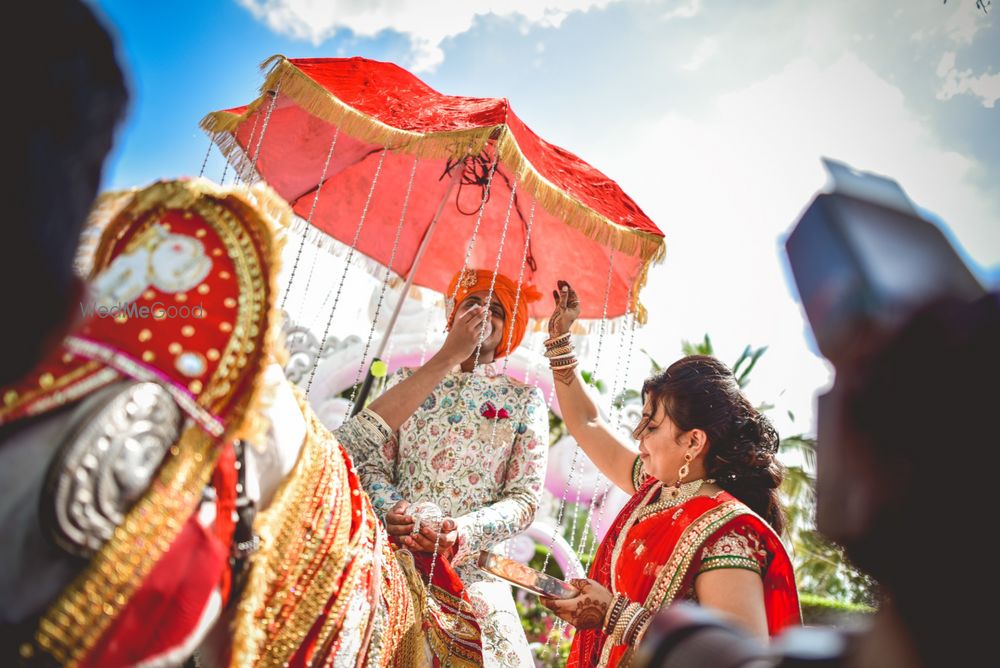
left=335, top=365, right=549, bottom=578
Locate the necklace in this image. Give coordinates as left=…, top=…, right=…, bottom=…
left=636, top=478, right=715, bottom=521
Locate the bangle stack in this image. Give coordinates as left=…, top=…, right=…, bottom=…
left=603, top=595, right=653, bottom=648
left=622, top=606, right=653, bottom=647
left=545, top=333, right=579, bottom=382
left=603, top=593, right=629, bottom=635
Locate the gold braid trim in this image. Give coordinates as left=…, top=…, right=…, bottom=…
left=198, top=55, right=665, bottom=322
left=394, top=551, right=481, bottom=668
left=88, top=179, right=289, bottom=444
left=597, top=498, right=750, bottom=668
left=643, top=501, right=751, bottom=611
left=33, top=425, right=219, bottom=665
left=231, top=389, right=354, bottom=666
left=199, top=56, right=495, bottom=169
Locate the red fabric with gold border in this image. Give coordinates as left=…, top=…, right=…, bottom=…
left=569, top=480, right=800, bottom=667
left=0, top=179, right=285, bottom=667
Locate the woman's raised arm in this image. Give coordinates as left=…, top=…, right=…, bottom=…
left=549, top=280, right=640, bottom=493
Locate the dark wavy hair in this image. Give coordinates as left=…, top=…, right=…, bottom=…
left=641, top=355, right=785, bottom=534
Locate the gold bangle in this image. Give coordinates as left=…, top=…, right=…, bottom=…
left=549, top=358, right=579, bottom=369
left=622, top=606, right=652, bottom=647
left=544, top=333, right=571, bottom=348
left=611, top=602, right=641, bottom=644
left=544, top=344, right=574, bottom=358
left=603, top=593, right=628, bottom=635
left=630, top=609, right=655, bottom=648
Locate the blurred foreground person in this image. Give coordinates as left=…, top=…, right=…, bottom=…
left=0, top=176, right=483, bottom=666
left=2, top=0, right=127, bottom=386
left=811, top=293, right=999, bottom=666
left=636, top=294, right=1000, bottom=668
left=634, top=163, right=994, bottom=667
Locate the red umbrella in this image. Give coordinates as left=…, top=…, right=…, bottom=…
left=200, top=56, right=664, bottom=328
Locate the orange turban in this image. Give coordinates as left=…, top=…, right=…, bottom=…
left=446, top=268, right=541, bottom=358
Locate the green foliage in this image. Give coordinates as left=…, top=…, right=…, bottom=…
left=680, top=334, right=713, bottom=357
left=800, top=593, right=876, bottom=626
left=639, top=348, right=663, bottom=373
left=580, top=369, right=606, bottom=394
left=731, top=344, right=767, bottom=390
left=779, top=433, right=877, bottom=607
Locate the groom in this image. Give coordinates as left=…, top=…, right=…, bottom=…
left=337, top=268, right=550, bottom=665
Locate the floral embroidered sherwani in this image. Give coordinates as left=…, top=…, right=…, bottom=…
left=337, top=364, right=549, bottom=666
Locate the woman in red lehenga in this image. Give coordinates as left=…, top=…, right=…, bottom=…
left=540, top=281, right=800, bottom=667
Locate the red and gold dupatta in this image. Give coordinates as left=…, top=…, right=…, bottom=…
left=569, top=478, right=800, bottom=667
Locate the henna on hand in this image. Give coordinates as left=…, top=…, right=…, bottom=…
left=552, top=365, right=577, bottom=386
left=548, top=280, right=581, bottom=339
left=541, top=578, right=611, bottom=630
left=570, top=596, right=608, bottom=630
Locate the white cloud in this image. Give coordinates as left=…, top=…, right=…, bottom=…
left=679, top=36, right=718, bottom=71
left=237, top=0, right=619, bottom=71
left=936, top=50, right=1000, bottom=108
left=661, top=0, right=702, bottom=21
left=585, top=53, right=997, bottom=436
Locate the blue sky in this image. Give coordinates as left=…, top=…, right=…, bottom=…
left=93, top=0, right=999, bottom=434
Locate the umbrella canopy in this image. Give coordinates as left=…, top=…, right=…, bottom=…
left=200, top=56, right=664, bottom=324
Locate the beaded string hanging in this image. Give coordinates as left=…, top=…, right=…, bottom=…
left=348, top=147, right=423, bottom=410
left=198, top=137, right=213, bottom=179
left=243, top=85, right=280, bottom=186
left=281, top=121, right=343, bottom=314
left=434, top=155, right=517, bottom=666
left=579, top=287, right=638, bottom=559
left=540, top=251, right=616, bottom=654
left=540, top=251, right=616, bottom=573
left=304, top=148, right=389, bottom=397
left=443, top=150, right=501, bottom=325
left=565, top=252, right=616, bottom=551
left=441, top=190, right=535, bottom=665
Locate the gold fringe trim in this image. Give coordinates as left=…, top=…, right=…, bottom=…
left=198, top=55, right=665, bottom=321
left=230, top=387, right=356, bottom=667
left=281, top=216, right=642, bottom=334
left=200, top=56, right=498, bottom=163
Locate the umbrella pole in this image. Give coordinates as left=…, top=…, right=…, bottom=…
left=350, top=170, right=461, bottom=416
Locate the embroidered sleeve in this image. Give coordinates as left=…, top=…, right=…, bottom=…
left=452, top=386, right=549, bottom=565
left=631, top=454, right=647, bottom=492
left=334, top=367, right=412, bottom=520
left=696, top=527, right=770, bottom=576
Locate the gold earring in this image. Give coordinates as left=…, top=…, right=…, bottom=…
left=676, top=452, right=692, bottom=487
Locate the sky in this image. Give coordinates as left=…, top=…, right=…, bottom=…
left=92, top=0, right=999, bottom=438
